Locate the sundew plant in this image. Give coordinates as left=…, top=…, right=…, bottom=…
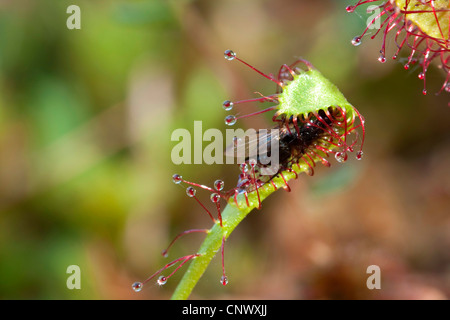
left=2, top=0, right=450, bottom=302
left=347, top=0, right=450, bottom=96
left=132, top=50, right=366, bottom=300
left=125, top=0, right=450, bottom=301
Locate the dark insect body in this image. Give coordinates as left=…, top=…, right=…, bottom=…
left=231, top=106, right=354, bottom=200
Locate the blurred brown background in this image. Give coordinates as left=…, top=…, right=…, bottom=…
left=0, top=0, right=449, bottom=299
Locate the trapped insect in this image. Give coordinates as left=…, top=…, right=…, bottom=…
left=132, top=50, right=366, bottom=298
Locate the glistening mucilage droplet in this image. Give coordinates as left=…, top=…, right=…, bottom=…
left=445, top=83, right=450, bottom=92
left=224, top=49, right=236, bottom=61
left=172, top=174, right=182, bottom=184
left=186, top=186, right=196, bottom=197
left=240, top=163, right=249, bottom=173
left=335, top=151, right=348, bottom=163
left=214, top=180, right=224, bottom=191
left=225, top=115, right=237, bottom=126
left=351, top=36, right=362, bottom=46
left=132, top=282, right=143, bottom=292
left=157, top=276, right=167, bottom=286
left=222, top=100, right=234, bottom=111
left=356, top=151, right=364, bottom=160
left=210, top=193, right=220, bottom=203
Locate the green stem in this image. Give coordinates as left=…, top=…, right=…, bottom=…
left=170, top=202, right=252, bottom=300
left=168, top=59, right=362, bottom=299
left=170, top=167, right=303, bottom=300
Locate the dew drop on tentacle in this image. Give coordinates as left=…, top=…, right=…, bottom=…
left=356, top=151, right=364, bottom=160
left=186, top=186, right=196, bottom=197
left=418, top=72, right=424, bottom=80
left=220, top=275, right=228, bottom=286
left=445, top=83, right=450, bottom=92
left=335, top=151, right=348, bottom=163
left=346, top=5, right=355, bottom=13
left=172, top=174, right=182, bottom=184
left=240, top=162, right=249, bottom=173
left=210, top=193, right=220, bottom=203
left=225, top=115, right=237, bottom=126
left=351, top=36, right=362, bottom=46
left=378, top=54, right=386, bottom=63
left=222, top=100, right=234, bottom=111
left=224, top=49, right=236, bottom=61
left=157, top=276, right=167, bottom=286
left=132, top=282, right=143, bottom=292
left=214, top=180, right=225, bottom=191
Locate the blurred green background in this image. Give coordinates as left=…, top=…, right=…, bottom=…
left=0, top=0, right=449, bottom=299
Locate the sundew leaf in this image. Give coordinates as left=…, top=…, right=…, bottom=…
left=137, top=51, right=366, bottom=299
left=396, top=0, right=449, bottom=41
